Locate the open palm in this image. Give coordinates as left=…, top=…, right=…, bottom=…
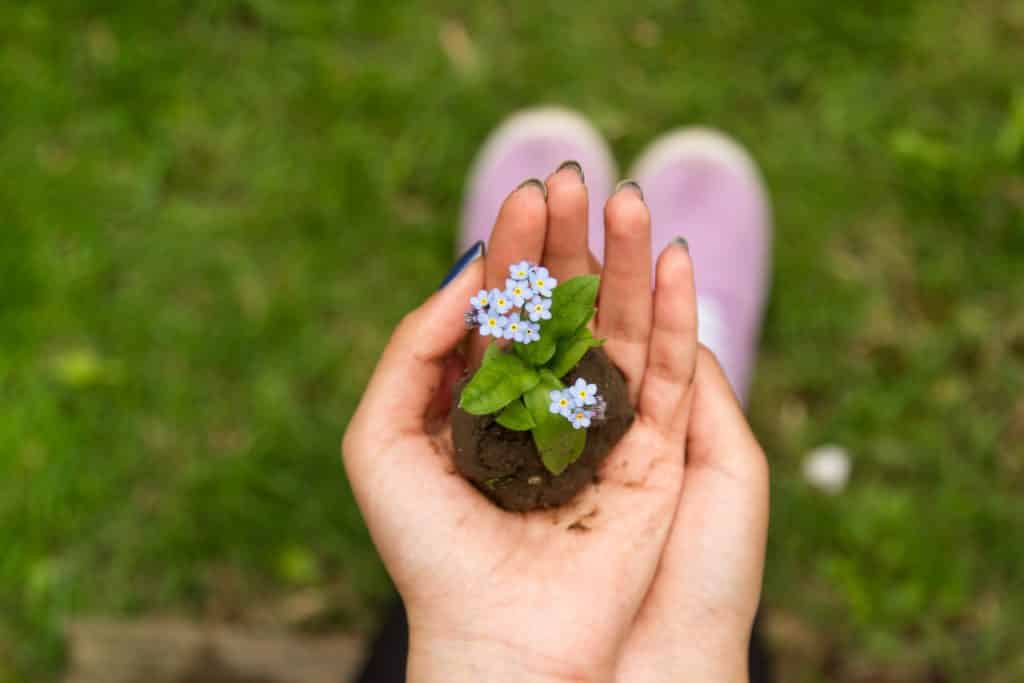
left=343, top=166, right=769, bottom=682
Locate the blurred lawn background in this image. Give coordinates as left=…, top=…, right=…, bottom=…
left=2, top=1, right=1024, bottom=680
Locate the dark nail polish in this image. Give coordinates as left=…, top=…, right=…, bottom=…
left=672, top=236, right=689, bottom=251
left=516, top=177, right=548, bottom=201
left=439, top=240, right=485, bottom=289
left=556, top=160, right=585, bottom=183
left=615, top=179, right=644, bottom=201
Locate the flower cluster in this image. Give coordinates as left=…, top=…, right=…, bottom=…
left=549, top=378, right=606, bottom=430
left=467, top=261, right=557, bottom=344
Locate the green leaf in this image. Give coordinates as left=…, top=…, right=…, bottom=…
left=459, top=351, right=540, bottom=415
left=482, top=341, right=502, bottom=364
left=514, top=333, right=556, bottom=366
left=496, top=398, right=536, bottom=431
left=547, top=274, right=599, bottom=338
left=523, top=375, right=586, bottom=475
left=546, top=326, right=605, bottom=378
left=512, top=275, right=599, bottom=367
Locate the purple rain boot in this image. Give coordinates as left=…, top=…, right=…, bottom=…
left=629, top=128, right=772, bottom=404
left=459, top=107, right=617, bottom=256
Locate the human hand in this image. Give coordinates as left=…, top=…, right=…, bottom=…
left=533, top=167, right=771, bottom=682
left=342, top=170, right=703, bottom=682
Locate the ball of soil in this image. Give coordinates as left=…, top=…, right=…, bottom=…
left=451, top=348, right=634, bottom=511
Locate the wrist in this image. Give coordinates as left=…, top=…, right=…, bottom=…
left=661, top=642, right=750, bottom=683
left=408, top=626, right=611, bottom=683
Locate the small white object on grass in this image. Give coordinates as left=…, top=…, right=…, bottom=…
left=802, top=445, right=852, bottom=494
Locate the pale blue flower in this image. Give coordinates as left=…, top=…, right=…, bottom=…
left=476, top=309, right=508, bottom=337
left=526, top=297, right=552, bottom=322
left=487, top=288, right=514, bottom=314
left=569, top=378, right=598, bottom=406
left=502, top=313, right=527, bottom=342
left=509, top=260, right=533, bottom=281
left=469, top=289, right=490, bottom=311
left=529, top=266, right=557, bottom=298
left=523, top=321, right=541, bottom=343
left=505, top=278, right=534, bottom=307
left=549, top=389, right=573, bottom=417
left=569, top=408, right=594, bottom=430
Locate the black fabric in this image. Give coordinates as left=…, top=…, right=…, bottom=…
left=354, top=596, right=773, bottom=683
left=354, top=598, right=409, bottom=683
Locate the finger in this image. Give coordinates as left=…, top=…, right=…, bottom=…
left=686, top=346, right=768, bottom=483
left=351, top=255, right=485, bottom=440
left=596, top=182, right=653, bottom=401
left=468, top=180, right=548, bottom=364
left=542, top=162, right=592, bottom=280
left=638, top=240, right=698, bottom=436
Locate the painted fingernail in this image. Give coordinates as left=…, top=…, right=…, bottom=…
left=672, top=236, right=689, bottom=251
left=516, top=177, right=548, bottom=201
left=439, top=240, right=485, bottom=289
left=556, top=160, right=585, bottom=183
left=615, top=179, right=644, bottom=201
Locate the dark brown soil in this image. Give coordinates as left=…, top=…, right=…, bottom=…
left=451, top=348, right=633, bottom=511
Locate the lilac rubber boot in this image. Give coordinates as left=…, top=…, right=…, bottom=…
left=459, top=107, right=617, bottom=255
left=629, top=129, right=772, bottom=403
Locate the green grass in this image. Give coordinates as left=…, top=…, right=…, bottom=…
left=2, top=1, right=1024, bottom=680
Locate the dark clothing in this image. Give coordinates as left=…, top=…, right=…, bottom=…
left=354, top=597, right=773, bottom=682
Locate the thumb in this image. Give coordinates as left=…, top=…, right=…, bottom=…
left=674, top=345, right=770, bottom=623
left=686, top=345, right=768, bottom=484
left=345, top=245, right=484, bottom=452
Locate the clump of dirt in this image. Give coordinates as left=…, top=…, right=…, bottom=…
left=451, top=348, right=633, bottom=511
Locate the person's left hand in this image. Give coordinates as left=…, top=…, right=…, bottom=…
left=534, top=166, right=771, bottom=683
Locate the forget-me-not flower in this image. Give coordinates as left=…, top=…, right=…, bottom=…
left=477, top=309, right=508, bottom=337
left=569, top=408, right=593, bottom=430
left=523, top=322, right=541, bottom=343
left=526, top=297, right=552, bottom=322
left=505, top=278, right=534, bottom=307
left=509, top=261, right=533, bottom=281
left=487, top=288, right=514, bottom=314
left=549, top=389, right=574, bottom=417
left=569, top=378, right=598, bottom=406
left=529, top=266, right=557, bottom=298
left=469, top=289, right=490, bottom=311
left=503, top=313, right=527, bottom=342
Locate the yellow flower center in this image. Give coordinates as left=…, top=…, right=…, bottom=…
left=536, top=279, right=545, bottom=288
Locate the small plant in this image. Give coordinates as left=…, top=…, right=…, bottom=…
left=460, top=262, right=605, bottom=475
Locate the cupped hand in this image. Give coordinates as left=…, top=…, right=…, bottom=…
left=343, top=170, right=703, bottom=682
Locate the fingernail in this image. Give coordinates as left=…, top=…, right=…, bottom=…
left=516, top=177, right=548, bottom=201
left=439, top=240, right=485, bottom=289
left=555, top=160, right=585, bottom=183
left=672, top=236, right=689, bottom=251
left=615, top=179, right=644, bottom=201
